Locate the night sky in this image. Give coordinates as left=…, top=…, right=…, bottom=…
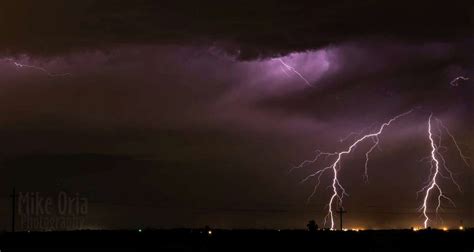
left=0, top=1, right=472, bottom=230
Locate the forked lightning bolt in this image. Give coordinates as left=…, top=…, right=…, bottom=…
left=418, top=114, right=469, bottom=228
left=295, top=110, right=413, bottom=229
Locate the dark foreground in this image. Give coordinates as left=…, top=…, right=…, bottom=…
left=0, top=229, right=472, bottom=251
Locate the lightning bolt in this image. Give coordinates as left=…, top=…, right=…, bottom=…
left=338, top=124, right=376, bottom=143
left=273, top=58, right=311, bottom=86
left=296, top=110, right=413, bottom=229
left=418, top=114, right=469, bottom=228
left=436, top=118, right=471, bottom=168
left=4, top=59, right=70, bottom=77
left=449, top=76, right=469, bottom=86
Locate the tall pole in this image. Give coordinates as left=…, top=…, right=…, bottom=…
left=10, top=187, right=16, bottom=233
left=337, top=207, right=347, bottom=231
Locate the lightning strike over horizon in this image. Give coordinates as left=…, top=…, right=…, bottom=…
left=418, top=114, right=469, bottom=228
left=418, top=114, right=454, bottom=228
left=4, top=59, right=70, bottom=77
left=273, top=58, right=311, bottom=87
left=295, top=110, right=413, bottom=229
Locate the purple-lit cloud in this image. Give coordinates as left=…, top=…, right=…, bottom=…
left=0, top=38, right=471, bottom=229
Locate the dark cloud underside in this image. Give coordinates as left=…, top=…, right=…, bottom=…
left=0, top=0, right=472, bottom=59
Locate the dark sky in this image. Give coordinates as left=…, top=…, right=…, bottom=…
left=0, top=0, right=472, bottom=230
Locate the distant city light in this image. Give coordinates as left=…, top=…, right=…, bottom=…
left=442, top=227, right=448, bottom=231
left=138, top=229, right=142, bottom=233
left=208, top=230, right=212, bottom=235
left=459, top=226, right=464, bottom=231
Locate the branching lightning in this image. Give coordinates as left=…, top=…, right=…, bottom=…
left=436, top=118, right=471, bottom=168
left=4, top=59, right=70, bottom=77
left=417, top=114, right=470, bottom=228
left=295, top=110, right=413, bottom=229
left=273, top=59, right=311, bottom=86
left=338, top=124, right=376, bottom=143
left=294, top=104, right=469, bottom=230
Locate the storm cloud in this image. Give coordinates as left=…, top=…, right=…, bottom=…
left=0, top=1, right=472, bottom=230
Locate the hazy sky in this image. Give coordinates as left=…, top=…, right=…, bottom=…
left=0, top=1, right=472, bottom=230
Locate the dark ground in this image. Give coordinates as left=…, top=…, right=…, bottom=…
left=0, top=229, right=472, bottom=251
